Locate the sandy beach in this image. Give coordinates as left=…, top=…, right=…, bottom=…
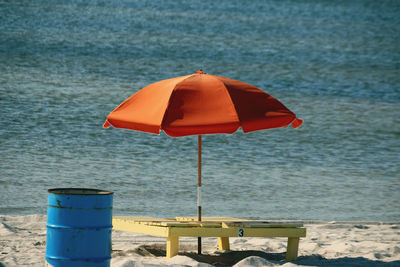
left=1, top=214, right=399, bottom=267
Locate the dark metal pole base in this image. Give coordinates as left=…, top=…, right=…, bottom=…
left=197, top=237, right=202, bottom=254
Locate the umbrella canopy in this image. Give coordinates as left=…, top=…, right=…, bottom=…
left=104, top=70, right=302, bottom=254
left=104, top=70, right=302, bottom=136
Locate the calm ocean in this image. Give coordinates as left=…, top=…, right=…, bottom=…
left=1, top=0, right=399, bottom=222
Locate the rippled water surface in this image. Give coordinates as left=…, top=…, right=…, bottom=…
left=1, top=0, right=399, bottom=221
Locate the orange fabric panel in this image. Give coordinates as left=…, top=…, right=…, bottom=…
left=162, top=74, right=240, bottom=137
left=106, top=75, right=191, bottom=134
left=216, top=75, right=296, bottom=132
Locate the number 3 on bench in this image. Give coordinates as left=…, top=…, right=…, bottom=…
left=238, top=228, right=244, bottom=237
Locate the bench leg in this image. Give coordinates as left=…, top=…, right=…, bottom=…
left=286, top=237, right=300, bottom=261
left=218, top=237, right=230, bottom=251
left=166, top=236, right=179, bottom=259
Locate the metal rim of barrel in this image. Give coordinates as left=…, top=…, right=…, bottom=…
left=48, top=188, right=113, bottom=195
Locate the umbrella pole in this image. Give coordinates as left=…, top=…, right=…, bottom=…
left=197, top=135, right=202, bottom=255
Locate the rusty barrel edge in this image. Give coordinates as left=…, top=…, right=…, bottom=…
left=46, top=188, right=113, bottom=267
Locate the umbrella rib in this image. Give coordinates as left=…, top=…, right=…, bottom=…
left=214, top=78, right=242, bottom=126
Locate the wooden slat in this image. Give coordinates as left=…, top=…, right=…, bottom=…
left=160, top=221, right=222, bottom=227
left=222, top=222, right=303, bottom=228
left=160, top=222, right=202, bottom=227
left=112, top=218, right=169, bottom=237
left=168, top=226, right=306, bottom=238
left=176, top=216, right=246, bottom=222
left=114, top=216, right=175, bottom=222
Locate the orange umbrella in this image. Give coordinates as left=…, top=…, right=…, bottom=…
left=104, top=70, right=302, bottom=253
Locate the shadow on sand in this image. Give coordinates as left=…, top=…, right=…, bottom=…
left=134, top=245, right=400, bottom=266
left=294, top=255, right=400, bottom=267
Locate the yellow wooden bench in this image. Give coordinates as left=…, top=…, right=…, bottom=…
left=112, top=216, right=306, bottom=261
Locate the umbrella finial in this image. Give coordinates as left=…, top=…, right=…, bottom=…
left=195, top=70, right=205, bottom=74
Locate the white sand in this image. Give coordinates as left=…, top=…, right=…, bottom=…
left=1, top=215, right=399, bottom=266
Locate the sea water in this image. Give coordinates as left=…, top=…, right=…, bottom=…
left=1, top=0, right=399, bottom=222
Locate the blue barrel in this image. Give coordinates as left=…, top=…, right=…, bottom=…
left=46, top=188, right=113, bottom=267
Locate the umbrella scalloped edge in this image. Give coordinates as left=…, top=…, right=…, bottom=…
left=103, top=120, right=111, bottom=128
left=291, top=118, right=303, bottom=129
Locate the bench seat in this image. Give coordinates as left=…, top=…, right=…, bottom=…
left=112, top=216, right=306, bottom=261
